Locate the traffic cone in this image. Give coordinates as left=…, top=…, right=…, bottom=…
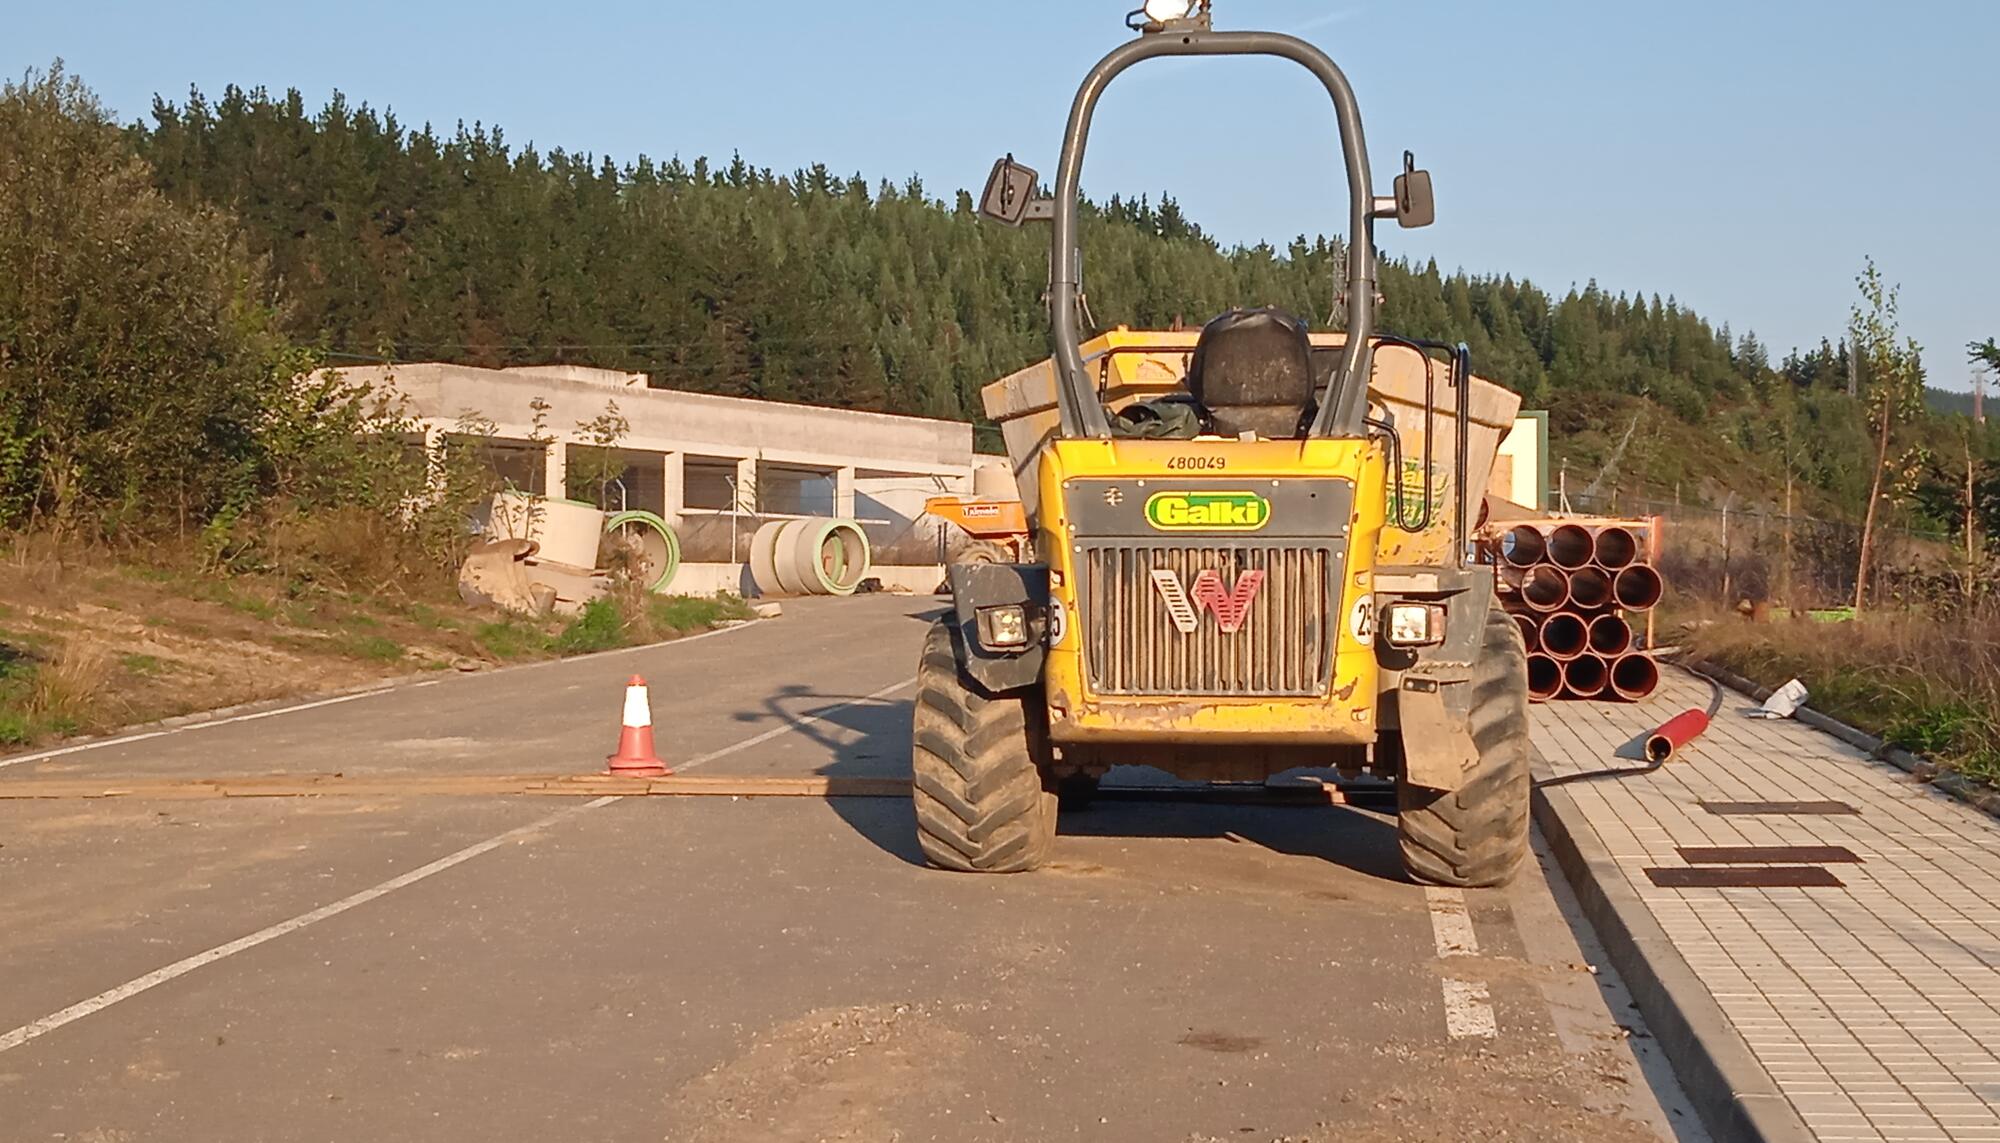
left=606, top=675, right=670, bottom=777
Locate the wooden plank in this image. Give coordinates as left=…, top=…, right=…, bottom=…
left=0, top=774, right=913, bottom=800
left=0, top=773, right=1388, bottom=805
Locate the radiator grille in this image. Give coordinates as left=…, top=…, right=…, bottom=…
left=1081, top=545, right=1335, bottom=697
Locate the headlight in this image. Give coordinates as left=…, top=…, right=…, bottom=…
left=1386, top=602, right=1445, bottom=647
left=1143, top=0, right=1194, bottom=20
left=976, top=604, right=1029, bottom=650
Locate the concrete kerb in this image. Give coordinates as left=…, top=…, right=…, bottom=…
left=1686, top=659, right=2000, bottom=819
left=1532, top=772, right=1812, bottom=1143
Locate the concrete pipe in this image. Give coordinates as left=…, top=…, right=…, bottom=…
left=767, top=520, right=816, bottom=595
left=749, top=520, right=790, bottom=596
left=816, top=519, right=873, bottom=595
left=1548, top=524, right=1594, bottom=570
left=1521, top=565, right=1570, bottom=612
left=1501, top=525, right=1547, bottom=568
left=776, top=518, right=872, bottom=596
left=1568, top=567, right=1613, bottom=610
left=1514, top=613, right=1540, bottom=653
left=1610, top=653, right=1661, bottom=702
left=1563, top=653, right=1610, bottom=698
left=1594, top=525, right=1640, bottom=570
left=602, top=510, right=681, bottom=593
left=488, top=491, right=608, bottom=569
left=1613, top=564, right=1665, bottom=611
left=1527, top=654, right=1563, bottom=702
left=1587, top=613, right=1633, bottom=655
left=1540, top=612, right=1589, bottom=660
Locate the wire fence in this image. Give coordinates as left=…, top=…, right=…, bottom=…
left=1562, top=491, right=1979, bottom=611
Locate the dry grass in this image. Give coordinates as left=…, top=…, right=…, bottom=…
left=26, top=638, right=110, bottom=726
left=1685, top=604, right=2000, bottom=785
left=0, top=537, right=756, bottom=751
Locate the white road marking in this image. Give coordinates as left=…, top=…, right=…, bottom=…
left=0, top=684, right=432, bottom=771
left=0, top=730, right=172, bottom=768
left=0, top=669, right=917, bottom=1055
left=1426, top=886, right=1498, bottom=1039
left=1442, top=978, right=1498, bottom=1040
left=1425, top=886, right=1480, bottom=957
left=672, top=676, right=918, bottom=772
left=0, top=794, right=617, bottom=1055
left=0, top=616, right=768, bottom=772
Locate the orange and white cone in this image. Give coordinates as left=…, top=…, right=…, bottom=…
left=606, top=674, right=670, bottom=777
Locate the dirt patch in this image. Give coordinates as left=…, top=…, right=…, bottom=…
left=1254, top=1038, right=1668, bottom=1143
left=1179, top=1031, right=1265, bottom=1053
left=673, top=1004, right=971, bottom=1143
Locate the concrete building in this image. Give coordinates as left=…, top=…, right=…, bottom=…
left=337, top=362, right=985, bottom=589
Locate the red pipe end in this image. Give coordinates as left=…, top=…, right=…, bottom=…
left=1645, top=708, right=1710, bottom=763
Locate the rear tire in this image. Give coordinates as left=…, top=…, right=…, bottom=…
left=952, top=538, right=1013, bottom=565
left=1396, top=599, right=1532, bottom=888
left=911, top=619, right=1057, bottom=873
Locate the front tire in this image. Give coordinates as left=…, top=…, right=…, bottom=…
left=1395, top=599, right=1533, bottom=888
left=910, top=619, right=1057, bottom=872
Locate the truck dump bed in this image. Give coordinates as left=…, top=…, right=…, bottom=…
left=980, top=329, right=1522, bottom=566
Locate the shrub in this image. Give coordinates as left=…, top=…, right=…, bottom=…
left=554, top=598, right=628, bottom=654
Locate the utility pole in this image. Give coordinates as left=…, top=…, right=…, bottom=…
left=1783, top=469, right=1795, bottom=609
left=1721, top=492, right=1736, bottom=604
left=1967, top=437, right=1979, bottom=602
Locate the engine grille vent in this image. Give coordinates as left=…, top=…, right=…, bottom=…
left=1081, top=544, right=1335, bottom=697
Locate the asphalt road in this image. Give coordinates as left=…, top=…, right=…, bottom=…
left=0, top=594, right=1708, bottom=1142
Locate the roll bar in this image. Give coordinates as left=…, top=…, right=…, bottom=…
left=1046, top=29, right=1383, bottom=440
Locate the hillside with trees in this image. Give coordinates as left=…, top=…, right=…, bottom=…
left=127, top=84, right=1996, bottom=530
left=4, top=68, right=1996, bottom=553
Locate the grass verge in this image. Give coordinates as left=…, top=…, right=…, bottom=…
left=0, top=543, right=759, bottom=750
left=1687, top=607, right=2000, bottom=787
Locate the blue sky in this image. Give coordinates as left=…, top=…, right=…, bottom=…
left=9, top=0, right=1995, bottom=389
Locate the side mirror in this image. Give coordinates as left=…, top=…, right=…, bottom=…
left=1393, top=150, right=1434, bottom=229
left=979, top=154, right=1049, bottom=227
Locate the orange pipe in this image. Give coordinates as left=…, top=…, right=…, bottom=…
left=1610, top=653, right=1660, bottom=701
left=1527, top=654, right=1563, bottom=701
left=1563, top=653, right=1610, bottom=698
left=1548, top=524, right=1594, bottom=569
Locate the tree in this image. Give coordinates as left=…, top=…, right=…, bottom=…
left=1973, top=338, right=2000, bottom=372
left=1848, top=258, right=1926, bottom=614
left=0, top=63, right=294, bottom=538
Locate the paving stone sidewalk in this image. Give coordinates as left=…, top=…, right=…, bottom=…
left=1533, top=667, right=2000, bottom=1143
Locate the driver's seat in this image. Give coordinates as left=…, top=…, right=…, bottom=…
left=1186, top=308, right=1317, bottom=439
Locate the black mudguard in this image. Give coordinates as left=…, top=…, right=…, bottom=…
left=946, top=563, right=1051, bottom=693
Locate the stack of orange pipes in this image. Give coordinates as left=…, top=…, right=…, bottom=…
left=1486, top=520, right=1663, bottom=703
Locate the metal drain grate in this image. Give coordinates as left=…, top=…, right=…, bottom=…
left=1645, top=866, right=1846, bottom=888
left=1677, top=845, right=1861, bottom=864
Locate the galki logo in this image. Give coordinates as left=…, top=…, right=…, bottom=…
left=1148, top=568, right=1266, bottom=634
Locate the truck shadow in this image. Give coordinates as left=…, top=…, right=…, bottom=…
left=734, top=684, right=1407, bottom=883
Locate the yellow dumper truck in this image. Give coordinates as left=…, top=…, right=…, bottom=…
left=914, top=1, right=1529, bottom=888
